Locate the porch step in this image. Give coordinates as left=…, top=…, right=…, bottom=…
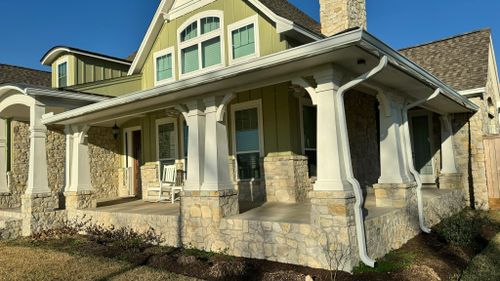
left=0, top=217, right=22, bottom=240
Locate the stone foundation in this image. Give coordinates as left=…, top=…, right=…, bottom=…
left=141, top=162, right=158, bottom=200
left=0, top=218, right=22, bottom=240
left=439, top=173, right=463, bottom=189
left=0, top=192, right=19, bottom=209
left=373, top=182, right=417, bottom=208
left=21, top=193, right=60, bottom=236
left=64, top=191, right=96, bottom=210
left=181, top=189, right=239, bottom=250
left=264, top=153, right=312, bottom=203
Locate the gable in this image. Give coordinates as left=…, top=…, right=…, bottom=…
left=128, top=0, right=321, bottom=77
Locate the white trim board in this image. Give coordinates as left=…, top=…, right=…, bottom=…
left=459, top=87, right=485, bottom=97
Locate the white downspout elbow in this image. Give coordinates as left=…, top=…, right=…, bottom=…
left=336, top=56, right=388, bottom=268
left=403, top=88, right=441, bottom=234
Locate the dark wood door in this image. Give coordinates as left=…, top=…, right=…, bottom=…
left=132, top=131, right=142, bottom=198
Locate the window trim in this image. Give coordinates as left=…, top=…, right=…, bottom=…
left=230, top=99, right=264, bottom=181
left=55, top=57, right=69, bottom=88
left=299, top=97, right=316, bottom=155
left=227, top=15, right=260, bottom=65
left=177, top=10, right=225, bottom=80
left=155, top=117, right=179, bottom=165
left=153, top=47, right=176, bottom=86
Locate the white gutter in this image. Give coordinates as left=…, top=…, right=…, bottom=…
left=336, top=55, right=388, bottom=267
left=459, top=87, right=485, bottom=97
left=402, top=89, right=441, bottom=234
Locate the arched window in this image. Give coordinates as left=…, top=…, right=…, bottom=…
left=178, top=11, right=224, bottom=78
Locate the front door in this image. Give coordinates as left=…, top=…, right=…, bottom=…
left=411, top=114, right=435, bottom=183
left=132, top=130, right=142, bottom=197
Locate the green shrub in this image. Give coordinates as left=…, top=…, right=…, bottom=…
left=434, top=209, right=490, bottom=249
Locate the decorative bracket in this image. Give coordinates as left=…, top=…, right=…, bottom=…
left=216, top=93, right=236, bottom=122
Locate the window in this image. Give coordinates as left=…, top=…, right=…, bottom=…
left=57, top=61, right=68, bottom=87
left=178, top=11, right=224, bottom=78
left=228, top=15, right=259, bottom=64
left=232, top=100, right=263, bottom=180
left=156, top=118, right=178, bottom=172
left=154, top=48, right=175, bottom=86
left=302, top=105, right=317, bottom=177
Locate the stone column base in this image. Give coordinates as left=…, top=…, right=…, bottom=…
left=141, top=162, right=159, bottom=200
left=373, top=182, right=417, bottom=208
left=0, top=192, right=16, bottom=209
left=264, top=152, right=312, bottom=203
left=309, top=190, right=359, bottom=270
left=181, top=189, right=239, bottom=249
left=21, top=192, right=59, bottom=236
left=439, top=173, right=462, bottom=189
left=64, top=191, right=96, bottom=210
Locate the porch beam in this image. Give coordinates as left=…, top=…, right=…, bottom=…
left=25, top=104, right=50, bottom=195
left=440, top=115, right=458, bottom=174
left=0, top=118, right=8, bottom=193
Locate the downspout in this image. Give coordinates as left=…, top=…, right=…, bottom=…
left=402, top=89, right=441, bottom=234
left=335, top=55, right=388, bottom=267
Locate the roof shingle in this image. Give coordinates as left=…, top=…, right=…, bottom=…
left=0, top=64, right=51, bottom=87
left=259, top=0, right=322, bottom=35
left=399, top=29, right=491, bottom=91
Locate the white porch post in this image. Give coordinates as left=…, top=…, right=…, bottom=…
left=63, top=126, right=74, bottom=192
left=201, top=96, right=232, bottom=191
left=0, top=118, right=8, bottom=193
left=313, top=68, right=350, bottom=191
left=378, top=95, right=412, bottom=184
left=25, top=104, right=50, bottom=194
left=440, top=115, right=458, bottom=174
left=68, top=125, right=92, bottom=192
left=183, top=101, right=206, bottom=191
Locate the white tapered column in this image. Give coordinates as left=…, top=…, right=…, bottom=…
left=378, top=96, right=412, bottom=184
left=201, top=96, right=232, bottom=191
left=440, top=115, right=458, bottom=174
left=0, top=118, right=8, bottom=193
left=25, top=104, right=50, bottom=194
left=183, top=101, right=206, bottom=191
left=313, top=68, right=350, bottom=191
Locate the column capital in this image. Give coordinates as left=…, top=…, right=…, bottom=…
left=313, top=65, right=344, bottom=93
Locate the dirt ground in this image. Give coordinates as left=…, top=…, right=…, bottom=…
left=0, top=210, right=498, bottom=281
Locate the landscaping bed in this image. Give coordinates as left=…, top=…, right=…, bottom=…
left=0, top=209, right=498, bottom=281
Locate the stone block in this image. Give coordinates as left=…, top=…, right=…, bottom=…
left=373, top=182, right=417, bottom=208
left=439, top=173, right=463, bottom=190
left=64, top=191, right=96, bottom=210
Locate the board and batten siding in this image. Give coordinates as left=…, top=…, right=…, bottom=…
left=140, top=0, right=288, bottom=90
left=69, top=75, right=142, bottom=97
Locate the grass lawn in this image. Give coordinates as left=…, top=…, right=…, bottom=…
left=0, top=242, right=198, bottom=281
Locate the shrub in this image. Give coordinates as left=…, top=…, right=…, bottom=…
left=434, top=209, right=490, bottom=249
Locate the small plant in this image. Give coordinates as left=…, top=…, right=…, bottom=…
left=322, top=232, right=351, bottom=281
left=353, top=251, right=416, bottom=274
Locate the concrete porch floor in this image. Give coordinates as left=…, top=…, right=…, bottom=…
left=95, top=198, right=180, bottom=216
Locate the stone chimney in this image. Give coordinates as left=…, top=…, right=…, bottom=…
left=319, top=0, right=367, bottom=37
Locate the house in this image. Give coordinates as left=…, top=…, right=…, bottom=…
left=1, top=0, right=499, bottom=271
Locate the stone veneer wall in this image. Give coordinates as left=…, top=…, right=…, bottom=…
left=88, top=127, right=120, bottom=200
left=320, top=0, right=366, bottom=36
left=345, top=91, right=380, bottom=190
left=1, top=121, right=65, bottom=209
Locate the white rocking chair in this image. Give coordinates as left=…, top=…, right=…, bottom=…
left=149, top=163, right=182, bottom=203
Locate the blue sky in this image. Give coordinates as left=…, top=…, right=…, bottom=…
left=0, top=0, right=499, bottom=71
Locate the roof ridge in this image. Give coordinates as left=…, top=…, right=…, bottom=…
left=399, top=28, right=491, bottom=51
left=0, top=63, right=50, bottom=74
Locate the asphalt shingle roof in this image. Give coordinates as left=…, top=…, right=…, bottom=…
left=0, top=64, right=51, bottom=87
left=259, top=0, right=322, bottom=36
left=399, top=29, right=491, bottom=91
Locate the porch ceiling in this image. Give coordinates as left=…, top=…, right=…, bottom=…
left=42, top=29, right=477, bottom=127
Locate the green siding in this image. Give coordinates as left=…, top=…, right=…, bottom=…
left=69, top=75, right=142, bottom=97
left=141, top=0, right=287, bottom=90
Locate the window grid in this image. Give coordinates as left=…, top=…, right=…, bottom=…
left=156, top=54, right=173, bottom=81
left=57, top=62, right=67, bottom=87
left=232, top=24, right=255, bottom=59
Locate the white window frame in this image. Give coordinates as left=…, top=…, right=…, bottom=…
left=227, top=15, right=260, bottom=65
left=230, top=99, right=264, bottom=181
left=153, top=47, right=176, bottom=86
left=155, top=117, right=179, bottom=166
left=55, top=57, right=69, bottom=88
left=177, top=10, right=225, bottom=80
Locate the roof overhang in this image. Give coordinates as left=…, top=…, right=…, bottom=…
left=41, top=46, right=132, bottom=66
left=43, top=28, right=478, bottom=126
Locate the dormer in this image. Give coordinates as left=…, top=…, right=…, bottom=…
left=41, top=47, right=132, bottom=88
